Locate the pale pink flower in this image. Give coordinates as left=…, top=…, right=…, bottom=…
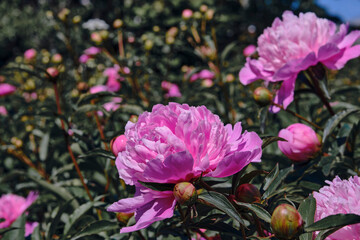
left=104, top=65, right=123, bottom=92
left=0, top=106, right=7, bottom=116
left=161, top=81, right=182, bottom=98
left=79, top=54, right=91, bottom=63
left=243, top=44, right=256, bottom=57
left=107, top=103, right=262, bottom=233
left=84, top=46, right=101, bottom=55
left=182, top=9, right=193, bottom=20
left=24, top=49, right=37, bottom=60
left=0, top=83, right=16, bottom=96
left=313, top=176, right=360, bottom=239
left=239, top=11, right=360, bottom=112
left=190, top=70, right=215, bottom=82
left=103, top=97, right=122, bottom=112
left=0, top=192, right=38, bottom=237
left=90, top=85, right=109, bottom=94
left=278, top=123, right=321, bottom=163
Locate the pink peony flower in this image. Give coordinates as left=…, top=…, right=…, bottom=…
left=90, top=85, right=109, bottom=94
left=190, top=70, right=215, bottom=82
left=239, top=11, right=360, bottom=112
left=0, top=83, right=16, bottom=96
left=0, top=106, right=7, bottom=116
left=182, top=9, right=193, bottom=20
left=313, top=176, right=360, bottom=239
left=104, top=65, right=123, bottom=92
left=84, top=46, right=102, bottom=55
left=0, top=192, right=38, bottom=237
left=107, top=103, right=262, bottom=233
left=161, top=81, right=182, bottom=98
left=103, top=97, right=122, bottom=112
left=79, top=54, right=91, bottom=63
left=24, top=49, right=37, bottom=60
left=278, top=123, right=321, bottom=163
left=243, top=44, right=256, bottom=57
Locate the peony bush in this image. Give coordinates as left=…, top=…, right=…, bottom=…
left=1, top=1, right=360, bottom=239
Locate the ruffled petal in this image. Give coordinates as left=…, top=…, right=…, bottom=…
left=120, top=197, right=176, bottom=233
left=239, top=59, right=267, bottom=85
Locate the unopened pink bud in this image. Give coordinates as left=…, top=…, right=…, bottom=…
left=46, top=67, right=59, bottom=78
left=51, top=54, right=62, bottom=63
left=24, top=49, right=37, bottom=60
left=173, top=182, right=197, bottom=205
left=235, top=183, right=261, bottom=203
left=243, top=44, right=256, bottom=57
left=110, top=135, right=127, bottom=156
left=0, top=83, right=16, bottom=96
left=182, top=9, right=193, bottom=20
left=278, top=123, right=322, bottom=163
left=271, top=204, right=304, bottom=239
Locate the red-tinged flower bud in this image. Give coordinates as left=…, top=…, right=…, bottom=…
left=205, top=9, right=215, bottom=21
left=77, top=82, right=89, bottom=93
left=253, top=87, right=273, bottom=107
left=91, top=32, right=102, bottom=44
left=110, top=135, right=127, bottom=156
left=72, top=15, right=81, bottom=24
left=235, top=183, right=261, bottom=203
left=58, top=8, right=70, bottom=22
left=200, top=4, right=208, bottom=13
left=173, top=182, right=197, bottom=205
left=24, top=49, right=37, bottom=61
left=113, top=19, right=123, bottom=29
left=271, top=204, right=304, bottom=240
left=51, top=54, right=63, bottom=63
left=46, top=67, right=59, bottom=78
left=116, top=212, right=134, bottom=224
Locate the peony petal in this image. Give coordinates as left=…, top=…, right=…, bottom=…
left=337, top=30, right=360, bottom=49
left=120, top=197, right=176, bottom=233
left=270, top=76, right=296, bottom=113
left=143, top=151, right=195, bottom=183
left=107, top=193, right=155, bottom=213
left=317, top=43, right=341, bottom=61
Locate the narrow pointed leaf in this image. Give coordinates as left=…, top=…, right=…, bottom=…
left=71, top=220, right=119, bottom=240
left=138, top=181, right=175, bottom=192
left=299, top=195, right=316, bottom=240
left=234, top=202, right=271, bottom=223
left=304, top=214, right=360, bottom=232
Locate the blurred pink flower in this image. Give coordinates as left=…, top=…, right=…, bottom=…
left=0, top=192, right=38, bottom=237
left=103, top=97, right=122, bottom=112
left=104, top=65, right=123, bottom=92
left=243, top=44, right=256, bottom=57
left=0, top=83, right=16, bottom=96
left=84, top=46, right=101, bottom=55
left=79, top=54, right=91, bottom=63
left=278, top=123, right=321, bottom=163
left=46, top=67, right=59, bottom=78
left=182, top=9, right=193, bottom=20
left=24, top=49, right=37, bottom=60
left=161, top=81, right=182, bottom=98
left=107, top=103, right=262, bottom=233
left=239, top=11, right=360, bottom=112
left=190, top=69, right=215, bottom=82
left=313, top=176, right=360, bottom=239
left=0, top=106, right=7, bottom=116
left=90, top=85, right=109, bottom=94
left=201, top=79, right=214, bottom=88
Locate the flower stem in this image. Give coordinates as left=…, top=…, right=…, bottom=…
left=271, top=101, right=323, bottom=131
left=177, top=203, right=192, bottom=240
left=53, top=81, right=93, bottom=201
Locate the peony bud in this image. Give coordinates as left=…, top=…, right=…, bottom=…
left=235, top=183, right=261, bottom=203
left=113, top=19, right=123, bottom=29
left=58, top=8, right=70, bottom=22
left=199, top=4, right=208, bottom=13
left=173, top=182, right=197, bottom=205
left=278, top=123, right=322, bottom=163
left=271, top=204, right=304, bottom=239
left=116, top=212, right=134, bottom=224
left=253, top=87, right=273, bottom=107
left=77, top=82, right=89, bottom=92
left=72, top=15, right=81, bottom=24
left=24, top=49, right=37, bottom=60
left=182, top=9, right=193, bottom=20
left=129, top=115, right=138, bottom=123
left=51, top=54, right=63, bottom=63
left=144, top=39, right=154, bottom=51
left=110, top=135, right=127, bottom=156
left=205, top=9, right=215, bottom=21
left=46, top=67, right=59, bottom=78
left=91, top=32, right=102, bottom=44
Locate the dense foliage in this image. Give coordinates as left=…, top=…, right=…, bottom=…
left=1, top=0, right=360, bottom=239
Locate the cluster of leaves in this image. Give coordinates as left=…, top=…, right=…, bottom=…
left=1, top=0, right=360, bottom=239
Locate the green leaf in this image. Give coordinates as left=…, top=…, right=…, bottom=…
left=46, top=199, right=74, bottom=240
left=0, top=227, right=18, bottom=236
left=237, top=170, right=268, bottom=187
left=305, top=214, right=360, bottom=232
left=220, top=41, right=238, bottom=61
left=323, top=108, right=360, bottom=143
left=261, top=136, right=286, bottom=149
left=314, top=227, right=342, bottom=240
left=263, top=163, right=279, bottom=191
left=299, top=195, right=316, bottom=240
left=71, top=220, right=119, bottom=240
left=262, top=164, right=293, bottom=199
left=39, top=131, right=50, bottom=161
left=2, top=214, right=25, bottom=240
left=234, top=202, right=271, bottom=223
left=63, top=201, right=105, bottom=238
left=198, top=191, right=245, bottom=226
left=138, top=180, right=175, bottom=192
left=78, top=148, right=115, bottom=160
left=31, top=225, right=41, bottom=240
left=191, top=217, right=242, bottom=237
